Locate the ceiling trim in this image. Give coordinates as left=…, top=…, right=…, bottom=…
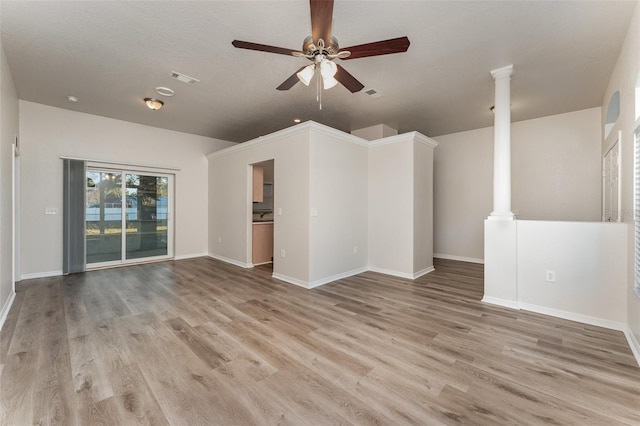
left=206, top=120, right=368, bottom=159
left=369, top=131, right=439, bottom=148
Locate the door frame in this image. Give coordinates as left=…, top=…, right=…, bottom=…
left=86, top=165, right=175, bottom=269
left=602, top=131, right=622, bottom=222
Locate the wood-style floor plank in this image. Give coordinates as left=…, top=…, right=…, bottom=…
left=1, top=257, right=639, bottom=425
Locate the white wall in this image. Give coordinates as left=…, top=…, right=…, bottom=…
left=208, top=124, right=312, bottom=285
left=309, top=130, right=368, bottom=284
left=19, top=101, right=234, bottom=278
left=434, top=108, right=602, bottom=262
left=209, top=122, right=437, bottom=287
left=414, top=139, right=435, bottom=274
left=368, top=133, right=437, bottom=278
left=512, top=108, right=602, bottom=221
left=368, top=138, right=414, bottom=275
left=433, top=127, right=492, bottom=263
left=601, top=0, right=640, bottom=358
left=0, top=39, right=19, bottom=326
left=484, top=220, right=517, bottom=308
left=351, top=124, right=398, bottom=141
left=517, top=221, right=627, bottom=328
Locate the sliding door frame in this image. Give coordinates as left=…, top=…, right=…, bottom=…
left=86, top=164, right=175, bottom=270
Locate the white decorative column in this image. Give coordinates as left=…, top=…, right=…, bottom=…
left=489, top=64, right=514, bottom=220
left=484, top=64, right=518, bottom=309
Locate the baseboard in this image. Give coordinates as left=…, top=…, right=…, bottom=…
left=624, top=326, right=640, bottom=367
left=271, top=273, right=310, bottom=289
left=174, top=252, right=208, bottom=260
left=276, top=265, right=430, bottom=289
left=207, top=253, right=251, bottom=269
left=367, top=267, right=414, bottom=280
left=481, top=296, right=519, bottom=310
left=518, top=302, right=626, bottom=332
left=0, top=290, right=16, bottom=333
left=434, top=253, right=484, bottom=264
left=413, top=266, right=435, bottom=279
left=21, top=270, right=63, bottom=280
left=308, top=267, right=369, bottom=288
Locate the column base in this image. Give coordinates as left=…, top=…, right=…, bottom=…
left=488, top=211, right=515, bottom=221
left=484, top=219, right=518, bottom=304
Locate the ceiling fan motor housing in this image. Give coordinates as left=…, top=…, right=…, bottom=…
left=302, top=35, right=339, bottom=57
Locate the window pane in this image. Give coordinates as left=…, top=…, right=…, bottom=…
left=86, top=171, right=123, bottom=264
left=125, top=174, right=168, bottom=260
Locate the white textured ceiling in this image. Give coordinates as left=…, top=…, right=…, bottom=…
left=1, top=1, right=636, bottom=142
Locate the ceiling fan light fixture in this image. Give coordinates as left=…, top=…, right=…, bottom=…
left=297, top=65, right=315, bottom=86
left=231, top=0, right=410, bottom=96
left=322, top=75, right=338, bottom=90
left=320, top=59, right=337, bottom=78
left=144, top=98, right=164, bottom=110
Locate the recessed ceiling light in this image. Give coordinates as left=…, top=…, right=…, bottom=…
left=155, top=86, right=175, bottom=97
left=293, top=118, right=301, bottom=123
left=67, top=95, right=78, bottom=103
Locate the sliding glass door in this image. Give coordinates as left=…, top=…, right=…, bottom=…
left=86, top=170, right=123, bottom=264
left=86, top=168, right=172, bottom=267
left=125, top=174, right=169, bottom=260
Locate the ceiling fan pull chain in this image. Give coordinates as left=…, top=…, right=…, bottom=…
left=316, top=66, right=321, bottom=108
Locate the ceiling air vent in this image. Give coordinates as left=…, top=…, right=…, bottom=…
left=170, top=71, right=200, bottom=85
left=364, top=88, right=383, bottom=98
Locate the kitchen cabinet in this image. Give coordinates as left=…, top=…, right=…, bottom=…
left=252, top=222, right=273, bottom=264
left=253, top=166, right=264, bottom=202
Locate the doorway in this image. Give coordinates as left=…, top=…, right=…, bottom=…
left=250, top=160, right=274, bottom=271
left=86, top=168, right=173, bottom=267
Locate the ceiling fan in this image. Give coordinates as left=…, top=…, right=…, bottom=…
left=231, top=0, right=410, bottom=94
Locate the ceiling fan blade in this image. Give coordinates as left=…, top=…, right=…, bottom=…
left=232, top=40, right=298, bottom=56
left=340, top=36, right=410, bottom=60
left=276, top=67, right=306, bottom=91
left=310, top=0, right=334, bottom=44
left=335, top=64, right=364, bottom=93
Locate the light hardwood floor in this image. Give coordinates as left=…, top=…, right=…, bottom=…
left=1, top=257, right=639, bottom=425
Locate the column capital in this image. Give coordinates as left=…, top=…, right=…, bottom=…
left=490, top=64, right=514, bottom=80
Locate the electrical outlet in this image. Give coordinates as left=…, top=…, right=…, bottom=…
left=353, top=245, right=358, bottom=254
left=545, top=270, right=556, bottom=283
left=280, top=249, right=285, bottom=258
